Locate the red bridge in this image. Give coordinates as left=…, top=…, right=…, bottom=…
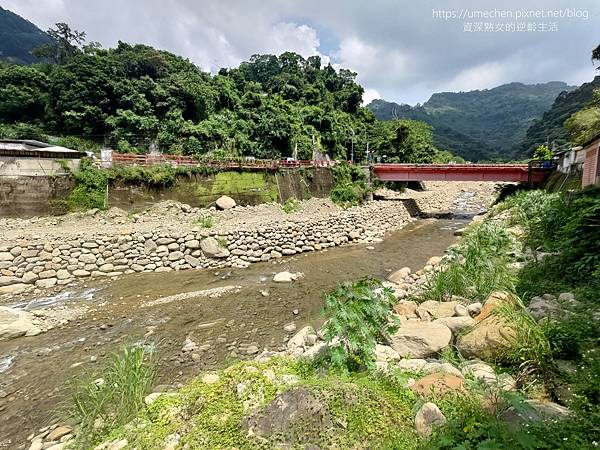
left=372, top=163, right=551, bottom=183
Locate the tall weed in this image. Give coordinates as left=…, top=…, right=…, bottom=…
left=65, top=344, right=156, bottom=448
left=421, top=221, right=516, bottom=302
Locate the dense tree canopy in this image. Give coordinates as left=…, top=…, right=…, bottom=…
left=0, top=23, right=443, bottom=163
left=565, top=43, right=600, bottom=145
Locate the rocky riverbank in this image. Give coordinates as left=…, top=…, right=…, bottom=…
left=59, top=210, right=575, bottom=450
left=0, top=182, right=498, bottom=305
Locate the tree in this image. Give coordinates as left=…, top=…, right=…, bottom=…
left=593, top=43, right=600, bottom=69
left=0, top=65, right=48, bottom=123
left=565, top=44, right=600, bottom=145
left=533, top=144, right=553, bottom=160
left=33, top=23, right=86, bottom=63
left=371, top=119, right=437, bottom=163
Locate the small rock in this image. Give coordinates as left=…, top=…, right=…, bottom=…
left=46, top=426, right=72, bottom=442
left=246, top=345, right=259, bottom=355
left=467, top=302, right=482, bottom=317
left=414, top=402, right=446, bottom=437
left=273, top=271, right=296, bottom=283
left=201, top=373, right=220, bottom=384
left=387, top=267, right=411, bottom=283
left=283, top=323, right=297, bottom=333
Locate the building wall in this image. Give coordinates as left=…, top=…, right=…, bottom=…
left=0, top=157, right=80, bottom=176
left=582, top=141, right=600, bottom=188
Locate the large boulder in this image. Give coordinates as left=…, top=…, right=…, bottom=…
left=393, top=300, right=418, bottom=318
left=457, top=292, right=516, bottom=360
left=241, top=387, right=332, bottom=444
left=216, top=195, right=236, bottom=210
left=0, top=306, right=40, bottom=341
left=417, top=300, right=460, bottom=319
left=200, top=237, right=230, bottom=258
left=475, top=291, right=512, bottom=323
left=390, top=322, right=452, bottom=358
left=433, top=316, right=474, bottom=334
left=501, top=399, right=571, bottom=427
left=526, top=296, right=562, bottom=322
left=414, top=402, right=447, bottom=437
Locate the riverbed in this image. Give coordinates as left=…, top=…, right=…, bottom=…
left=0, top=217, right=467, bottom=448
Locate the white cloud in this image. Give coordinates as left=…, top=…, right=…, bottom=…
left=362, top=88, right=381, bottom=105
left=442, top=61, right=509, bottom=92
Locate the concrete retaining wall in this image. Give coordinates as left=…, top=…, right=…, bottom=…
left=0, top=176, right=74, bottom=217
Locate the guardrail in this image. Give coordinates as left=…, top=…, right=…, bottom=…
left=110, top=153, right=337, bottom=170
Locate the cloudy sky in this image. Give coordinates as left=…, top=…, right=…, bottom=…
left=4, top=0, right=600, bottom=105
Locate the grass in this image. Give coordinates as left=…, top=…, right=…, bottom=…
left=64, top=344, right=156, bottom=449
left=194, top=215, right=215, bottom=228
left=420, top=220, right=516, bottom=302
left=281, top=197, right=299, bottom=213
left=493, top=300, right=553, bottom=378
left=101, top=357, right=421, bottom=449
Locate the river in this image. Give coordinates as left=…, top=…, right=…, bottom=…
left=0, top=217, right=467, bottom=448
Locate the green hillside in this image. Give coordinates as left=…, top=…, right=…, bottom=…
left=368, top=81, right=573, bottom=161
left=518, top=76, right=600, bottom=155
left=0, top=6, right=51, bottom=64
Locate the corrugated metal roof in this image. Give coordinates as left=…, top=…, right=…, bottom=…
left=0, top=139, right=86, bottom=159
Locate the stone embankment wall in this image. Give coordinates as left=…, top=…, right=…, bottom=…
left=0, top=201, right=411, bottom=296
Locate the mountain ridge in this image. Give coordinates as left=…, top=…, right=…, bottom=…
left=0, top=6, right=52, bottom=64
left=368, top=81, right=574, bottom=161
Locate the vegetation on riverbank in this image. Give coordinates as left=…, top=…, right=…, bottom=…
left=329, top=162, right=370, bottom=206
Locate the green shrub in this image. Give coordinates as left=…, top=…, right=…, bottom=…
left=544, top=320, right=581, bottom=360
left=67, top=158, right=109, bottom=210
left=65, top=344, right=156, bottom=448
left=321, top=277, right=399, bottom=372
left=507, top=188, right=600, bottom=286
left=51, top=136, right=101, bottom=153
left=421, top=221, right=516, bottom=302
left=330, top=162, right=370, bottom=207
left=423, top=392, right=538, bottom=450
left=282, top=196, right=299, bottom=213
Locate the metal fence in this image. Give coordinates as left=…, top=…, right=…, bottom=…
left=109, top=153, right=337, bottom=170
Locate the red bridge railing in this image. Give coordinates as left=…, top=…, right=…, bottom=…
left=372, top=163, right=553, bottom=183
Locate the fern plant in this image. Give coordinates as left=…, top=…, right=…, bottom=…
left=321, top=277, right=399, bottom=372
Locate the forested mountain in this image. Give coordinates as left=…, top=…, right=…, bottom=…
left=519, top=76, right=600, bottom=154
left=368, top=81, right=573, bottom=161
left=0, top=17, right=444, bottom=164
left=0, top=7, right=52, bottom=64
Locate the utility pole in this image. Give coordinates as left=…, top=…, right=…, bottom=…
left=350, top=126, right=355, bottom=163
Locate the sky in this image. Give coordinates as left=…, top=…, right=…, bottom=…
left=4, top=0, right=600, bottom=105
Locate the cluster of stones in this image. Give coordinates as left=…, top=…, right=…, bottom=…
left=26, top=424, right=73, bottom=450
left=0, top=200, right=411, bottom=297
